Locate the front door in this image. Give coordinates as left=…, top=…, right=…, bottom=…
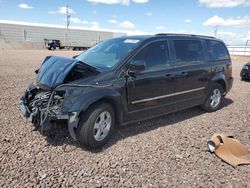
left=125, top=40, right=176, bottom=121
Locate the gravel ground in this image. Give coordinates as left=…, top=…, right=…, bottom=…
left=0, top=50, right=250, bottom=187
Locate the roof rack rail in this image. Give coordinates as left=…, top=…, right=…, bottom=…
left=155, top=33, right=215, bottom=39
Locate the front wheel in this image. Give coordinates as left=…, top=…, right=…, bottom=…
left=202, top=83, right=224, bottom=112
left=76, top=103, right=115, bottom=149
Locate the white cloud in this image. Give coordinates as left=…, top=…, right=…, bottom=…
left=63, top=17, right=89, bottom=25
left=57, top=6, right=74, bottom=14
left=218, top=31, right=237, bottom=38
left=119, top=20, right=135, bottom=29
left=87, top=0, right=149, bottom=6
left=146, top=12, right=152, bottom=16
left=109, top=19, right=118, bottom=24
left=132, top=0, right=149, bottom=3
left=216, top=31, right=247, bottom=45
left=184, top=19, right=192, bottom=23
left=82, top=20, right=89, bottom=24
left=199, top=0, right=250, bottom=8
left=18, top=3, right=33, bottom=9
left=91, top=21, right=100, bottom=29
left=88, top=0, right=129, bottom=5
left=70, top=17, right=82, bottom=24
left=203, top=15, right=250, bottom=27
left=155, top=26, right=165, bottom=30
left=242, top=31, right=250, bottom=41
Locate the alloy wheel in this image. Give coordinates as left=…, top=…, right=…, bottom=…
left=93, top=111, right=112, bottom=141
left=210, top=88, right=221, bottom=108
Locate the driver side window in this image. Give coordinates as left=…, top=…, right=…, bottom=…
left=132, top=40, right=170, bottom=72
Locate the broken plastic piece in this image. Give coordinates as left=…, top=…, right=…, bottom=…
left=208, top=133, right=250, bottom=167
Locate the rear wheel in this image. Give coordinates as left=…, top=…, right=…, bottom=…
left=76, top=102, right=114, bottom=149
left=202, top=83, right=224, bottom=112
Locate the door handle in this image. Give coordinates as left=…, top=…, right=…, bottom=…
left=175, top=72, right=188, bottom=78
left=180, top=72, right=188, bottom=77
left=165, top=74, right=174, bottom=80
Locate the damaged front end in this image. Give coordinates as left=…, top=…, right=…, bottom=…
left=19, top=56, right=100, bottom=139
left=19, top=84, right=67, bottom=130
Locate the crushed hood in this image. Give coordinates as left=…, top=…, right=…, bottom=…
left=37, top=56, right=99, bottom=90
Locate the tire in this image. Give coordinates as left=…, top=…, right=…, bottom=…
left=76, top=102, right=115, bottom=149
left=202, top=83, right=224, bottom=112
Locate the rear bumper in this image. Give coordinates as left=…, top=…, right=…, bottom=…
left=226, top=76, right=234, bottom=93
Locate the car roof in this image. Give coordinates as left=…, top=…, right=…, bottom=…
left=119, top=33, right=217, bottom=41
left=155, top=33, right=217, bottom=39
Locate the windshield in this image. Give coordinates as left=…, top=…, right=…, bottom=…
left=76, top=38, right=141, bottom=69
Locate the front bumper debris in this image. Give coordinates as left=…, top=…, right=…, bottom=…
left=18, top=84, right=79, bottom=139
left=19, top=93, right=32, bottom=121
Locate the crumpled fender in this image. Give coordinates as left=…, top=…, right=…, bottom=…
left=60, top=86, right=122, bottom=140
left=63, top=86, right=122, bottom=114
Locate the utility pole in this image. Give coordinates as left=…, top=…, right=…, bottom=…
left=66, top=5, right=71, bottom=45
left=214, top=25, right=218, bottom=38
left=246, top=40, right=250, bottom=46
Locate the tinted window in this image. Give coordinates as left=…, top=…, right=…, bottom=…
left=173, top=40, right=204, bottom=64
left=132, top=40, right=169, bottom=71
left=206, top=40, right=229, bottom=61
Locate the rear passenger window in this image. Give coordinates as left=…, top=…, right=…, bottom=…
left=206, top=40, right=229, bottom=61
left=132, top=40, right=170, bottom=72
left=173, top=40, right=204, bottom=64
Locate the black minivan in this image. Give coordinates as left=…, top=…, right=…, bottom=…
left=19, top=34, right=233, bottom=148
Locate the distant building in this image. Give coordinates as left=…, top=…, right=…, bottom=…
left=0, top=20, right=126, bottom=49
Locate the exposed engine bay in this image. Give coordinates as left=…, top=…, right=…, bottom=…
left=19, top=55, right=100, bottom=137
left=19, top=84, right=65, bottom=131
left=64, top=62, right=98, bottom=83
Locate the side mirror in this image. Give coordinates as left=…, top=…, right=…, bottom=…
left=128, top=60, right=145, bottom=76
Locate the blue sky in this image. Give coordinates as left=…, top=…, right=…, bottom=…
left=0, top=0, right=249, bottom=44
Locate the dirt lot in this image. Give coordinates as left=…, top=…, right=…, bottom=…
left=0, top=50, right=250, bottom=187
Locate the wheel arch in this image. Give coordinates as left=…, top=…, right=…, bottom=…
left=81, top=97, right=123, bottom=128
left=211, top=73, right=227, bottom=94
left=72, top=89, right=123, bottom=128
left=214, top=79, right=226, bottom=94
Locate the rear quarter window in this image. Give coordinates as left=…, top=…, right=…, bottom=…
left=205, top=40, right=230, bottom=61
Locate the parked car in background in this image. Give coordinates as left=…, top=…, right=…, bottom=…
left=240, top=62, right=250, bottom=80
left=19, top=34, right=233, bottom=149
